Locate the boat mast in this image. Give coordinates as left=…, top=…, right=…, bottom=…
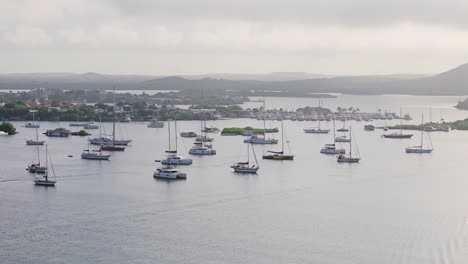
left=44, top=144, right=48, bottom=181
left=281, top=120, right=285, bottom=153
left=251, top=143, right=259, bottom=167
left=420, top=113, right=424, bottom=148
left=247, top=143, right=250, bottom=163
left=168, top=119, right=171, bottom=151
left=333, top=118, right=336, bottom=143
left=400, top=108, right=403, bottom=135
left=112, top=90, right=116, bottom=147
left=263, top=90, right=266, bottom=139
left=349, top=126, right=352, bottom=158
left=175, top=115, right=178, bottom=153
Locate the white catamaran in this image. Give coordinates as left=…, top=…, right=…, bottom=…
left=160, top=119, right=193, bottom=165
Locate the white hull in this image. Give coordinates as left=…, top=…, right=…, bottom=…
left=335, top=137, right=351, bottom=143
left=161, top=157, right=193, bottom=165
left=89, top=137, right=131, bottom=146
left=243, top=136, right=278, bottom=144
left=231, top=165, right=259, bottom=173
left=153, top=167, right=187, bottom=179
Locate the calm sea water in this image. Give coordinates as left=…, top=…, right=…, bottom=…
left=2, top=96, right=468, bottom=263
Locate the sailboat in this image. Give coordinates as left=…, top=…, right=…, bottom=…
left=25, top=101, right=40, bottom=128
left=337, top=127, right=361, bottom=163
left=26, top=101, right=45, bottom=145
left=69, top=106, right=89, bottom=126
left=244, top=92, right=278, bottom=144
left=160, top=119, right=193, bottom=165
left=320, top=119, right=346, bottom=154
left=189, top=112, right=216, bottom=155
left=263, top=120, right=294, bottom=160
left=231, top=143, right=259, bottom=173
left=27, top=139, right=47, bottom=173
left=195, top=112, right=214, bottom=142
left=34, top=144, right=56, bottom=186
left=82, top=136, right=111, bottom=160
left=91, top=92, right=132, bottom=147
left=148, top=120, right=164, bottom=128
left=406, top=113, right=433, bottom=153
left=383, top=108, right=413, bottom=138
left=337, top=119, right=349, bottom=132
left=304, top=119, right=330, bottom=134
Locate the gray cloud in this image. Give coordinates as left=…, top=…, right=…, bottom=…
left=0, top=0, right=468, bottom=75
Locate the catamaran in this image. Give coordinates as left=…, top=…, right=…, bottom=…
left=189, top=142, right=216, bottom=155
left=337, top=127, right=361, bottom=163
left=153, top=166, right=187, bottom=179
left=231, top=143, right=259, bottom=173
left=81, top=148, right=111, bottom=160
left=406, top=113, right=433, bottom=153
left=263, top=120, right=294, bottom=160
left=159, top=119, right=193, bottom=165
left=320, top=119, right=346, bottom=154
left=34, top=144, right=56, bottom=186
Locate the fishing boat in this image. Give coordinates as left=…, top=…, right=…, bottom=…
left=383, top=108, right=413, bottom=139
left=160, top=119, right=193, bottom=165
left=337, top=127, right=361, bottom=163
left=153, top=166, right=187, bottom=179
left=320, top=119, right=346, bottom=154
left=34, top=145, right=56, bottom=186
left=148, top=120, right=164, bottom=128
left=263, top=120, right=294, bottom=160
left=406, top=113, right=433, bottom=153
left=231, top=143, right=259, bottom=173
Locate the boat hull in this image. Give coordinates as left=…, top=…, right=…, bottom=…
left=26, top=140, right=45, bottom=145
left=81, top=154, right=111, bottom=160
left=320, top=148, right=346, bottom=154
left=34, top=179, right=56, bottom=186
left=405, top=148, right=433, bottom=153
left=383, top=134, right=413, bottom=139
left=262, top=154, right=294, bottom=160
left=100, top=146, right=125, bottom=151
left=337, top=157, right=360, bottom=163
left=304, top=129, right=329, bottom=134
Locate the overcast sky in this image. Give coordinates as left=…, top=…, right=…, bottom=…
left=1, top=0, right=468, bottom=75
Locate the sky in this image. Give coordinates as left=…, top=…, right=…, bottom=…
left=1, top=0, right=468, bottom=75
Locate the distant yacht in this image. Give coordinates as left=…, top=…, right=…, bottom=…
left=320, top=119, right=346, bottom=154
left=406, top=113, right=433, bottom=154
left=180, top=131, right=197, bottom=138
left=159, top=119, right=193, bottom=165
left=337, top=127, right=361, bottom=163
left=34, top=144, right=56, bottom=187
left=337, top=119, right=349, bottom=132
left=335, top=135, right=351, bottom=143
left=231, top=143, right=259, bottom=173
left=25, top=122, right=40, bottom=128
left=69, top=107, right=89, bottom=126
left=25, top=101, right=44, bottom=145
left=263, top=120, right=294, bottom=160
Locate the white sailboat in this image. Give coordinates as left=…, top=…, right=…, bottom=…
left=160, top=119, right=193, bottom=165
left=190, top=112, right=216, bottom=155
left=320, top=119, right=346, bottom=154
left=34, top=144, right=56, bottom=186
left=26, top=103, right=45, bottom=145
left=262, top=120, right=294, bottom=160
left=337, top=127, right=361, bottom=163
left=304, top=119, right=330, bottom=134
left=231, top=143, right=259, bottom=173
left=244, top=93, right=278, bottom=144
left=406, top=113, right=433, bottom=153
left=25, top=101, right=40, bottom=128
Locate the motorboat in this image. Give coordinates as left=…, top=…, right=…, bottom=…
left=153, top=166, right=187, bottom=179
